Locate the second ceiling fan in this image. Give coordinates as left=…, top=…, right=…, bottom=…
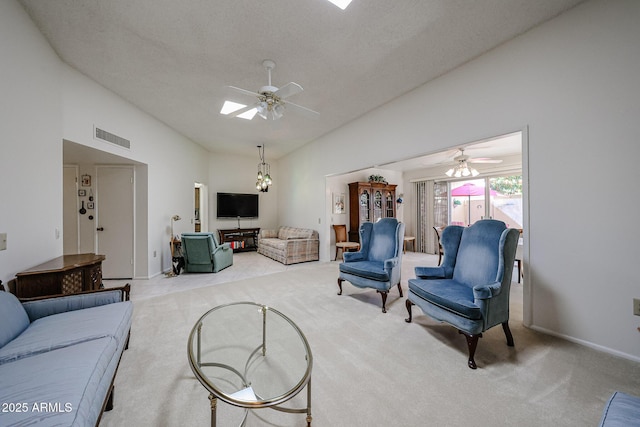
left=445, top=149, right=502, bottom=177
left=226, top=60, right=319, bottom=121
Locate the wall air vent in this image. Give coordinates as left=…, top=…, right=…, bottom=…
left=94, top=126, right=130, bottom=149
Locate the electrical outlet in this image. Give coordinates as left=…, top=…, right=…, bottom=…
left=634, top=299, right=640, bottom=316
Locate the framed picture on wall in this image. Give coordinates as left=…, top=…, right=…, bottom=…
left=81, top=174, right=91, bottom=187
left=333, top=193, right=345, bottom=214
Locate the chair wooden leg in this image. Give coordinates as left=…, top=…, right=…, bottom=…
left=459, top=331, right=482, bottom=369
left=377, top=291, right=388, bottom=313
left=337, top=278, right=343, bottom=295
left=502, top=321, right=514, bottom=347
left=396, top=282, right=403, bottom=297
left=105, top=384, right=115, bottom=411
left=405, top=299, right=414, bottom=323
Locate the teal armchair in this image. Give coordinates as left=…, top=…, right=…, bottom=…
left=181, top=233, right=233, bottom=273
left=405, top=220, right=519, bottom=369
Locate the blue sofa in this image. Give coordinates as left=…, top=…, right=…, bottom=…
left=0, top=285, right=132, bottom=426
left=599, top=391, right=640, bottom=426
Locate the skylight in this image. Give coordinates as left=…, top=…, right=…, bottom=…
left=220, top=100, right=256, bottom=120
left=326, top=0, right=352, bottom=10
left=237, top=109, right=257, bottom=120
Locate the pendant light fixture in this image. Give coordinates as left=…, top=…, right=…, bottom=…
left=256, top=145, right=272, bottom=192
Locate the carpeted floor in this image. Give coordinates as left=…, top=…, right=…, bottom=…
left=100, top=254, right=640, bottom=426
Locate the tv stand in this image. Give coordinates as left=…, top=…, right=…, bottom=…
left=218, top=228, right=260, bottom=252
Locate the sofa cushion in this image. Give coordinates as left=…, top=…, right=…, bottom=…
left=278, top=226, right=313, bottom=240
left=0, top=337, right=118, bottom=427
left=259, top=238, right=288, bottom=251
left=599, top=391, right=640, bottom=427
left=261, top=229, right=279, bottom=238
left=21, top=289, right=128, bottom=322
left=339, top=260, right=390, bottom=282
left=0, top=301, right=132, bottom=365
left=0, top=291, right=30, bottom=348
left=408, top=279, right=482, bottom=320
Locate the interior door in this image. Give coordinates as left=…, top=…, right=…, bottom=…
left=96, top=166, right=134, bottom=279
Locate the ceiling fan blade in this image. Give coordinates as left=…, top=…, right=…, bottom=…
left=469, top=158, right=503, bottom=164
left=226, top=104, right=256, bottom=118
left=228, top=85, right=258, bottom=98
left=274, top=82, right=303, bottom=99
left=283, top=100, right=320, bottom=119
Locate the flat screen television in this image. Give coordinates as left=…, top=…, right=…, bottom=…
left=217, top=192, right=259, bottom=219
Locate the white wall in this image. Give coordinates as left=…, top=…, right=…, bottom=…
left=0, top=0, right=63, bottom=283
left=0, top=0, right=211, bottom=280
left=61, top=66, right=210, bottom=277
left=280, top=0, right=640, bottom=360
left=208, top=152, right=279, bottom=233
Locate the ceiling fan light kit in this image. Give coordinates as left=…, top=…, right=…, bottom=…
left=444, top=148, right=502, bottom=178
left=445, top=161, right=480, bottom=178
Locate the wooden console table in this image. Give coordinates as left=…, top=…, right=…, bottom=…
left=218, top=228, right=260, bottom=252
left=12, top=253, right=105, bottom=299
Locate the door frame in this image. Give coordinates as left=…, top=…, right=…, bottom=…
left=63, top=165, right=80, bottom=254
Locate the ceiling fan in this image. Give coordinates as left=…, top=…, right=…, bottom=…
left=225, top=60, right=319, bottom=121
left=445, top=149, right=502, bottom=177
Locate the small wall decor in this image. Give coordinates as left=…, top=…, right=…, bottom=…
left=87, top=202, right=95, bottom=209
left=81, top=174, right=91, bottom=187
left=333, top=193, right=345, bottom=214
left=78, top=189, right=86, bottom=197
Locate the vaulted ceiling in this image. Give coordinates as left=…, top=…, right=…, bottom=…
left=21, top=0, right=584, bottom=160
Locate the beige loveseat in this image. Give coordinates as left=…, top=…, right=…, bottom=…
left=258, top=226, right=319, bottom=265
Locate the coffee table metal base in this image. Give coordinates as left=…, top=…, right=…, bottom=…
left=207, top=382, right=311, bottom=427
left=190, top=303, right=313, bottom=427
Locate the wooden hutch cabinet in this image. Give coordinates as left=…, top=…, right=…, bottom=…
left=348, top=182, right=397, bottom=242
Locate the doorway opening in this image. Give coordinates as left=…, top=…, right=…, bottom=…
left=194, top=182, right=208, bottom=232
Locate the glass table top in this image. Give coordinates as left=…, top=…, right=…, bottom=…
left=187, top=302, right=313, bottom=408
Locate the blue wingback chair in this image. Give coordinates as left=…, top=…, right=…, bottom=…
left=337, top=218, right=405, bottom=313
left=405, top=220, right=519, bottom=369
left=181, top=232, right=233, bottom=273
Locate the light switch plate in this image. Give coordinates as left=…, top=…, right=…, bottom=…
left=0, top=233, right=6, bottom=251
left=634, top=298, right=640, bottom=316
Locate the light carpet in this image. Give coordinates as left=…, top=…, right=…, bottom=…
left=100, top=261, right=639, bottom=426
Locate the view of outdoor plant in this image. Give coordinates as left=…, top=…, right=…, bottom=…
left=489, top=176, right=522, bottom=195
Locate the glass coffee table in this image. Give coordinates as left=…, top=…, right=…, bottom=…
left=188, top=302, right=313, bottom=426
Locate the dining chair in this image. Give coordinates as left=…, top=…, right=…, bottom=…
left=433, top=226, right=444, bottom=266
left=515, top=228, right=523, bottom=283
left=333, top=224, right=359, bottom=260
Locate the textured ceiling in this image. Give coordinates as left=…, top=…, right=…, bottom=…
left=21, top=0, right=584, bottom=160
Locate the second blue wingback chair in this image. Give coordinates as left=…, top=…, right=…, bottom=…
left=337, top=218, right=405, bottom=313
left=405, top=220, right=519, bottom=369
left=181, top=232, right=233, bottom=273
